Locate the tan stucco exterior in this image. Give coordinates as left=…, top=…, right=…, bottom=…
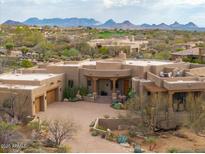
left=1, top=56, right=205, bottom=117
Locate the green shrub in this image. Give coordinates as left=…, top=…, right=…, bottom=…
left=64, top=87, right=78, bottom=100
left=63, top=48, right=79, bottom=57
left=64, top=86, right=88, bottom=100
left=28, top=120, right=48, bottom=132
left=112, top=103, right=123, bottom=110
left=99, top=47, right=109, bottom=55
left=106, top=133, right=116, bottom=142
left=79, top=86, right=88, bottom=96
left=91, top=130, right=99, bottom=136
left=127, top=89, right=135, bottom=99
left=167, top=147, right=180, bottom=153
left=0, top=121, right=16, bottom=144
left=96, top=125, right=107, bottom=131
left=20, top=59, right=33, bottom=68
left=2, top=98, right=13, bottom=109
left=55, top=145, right=71, bottom=153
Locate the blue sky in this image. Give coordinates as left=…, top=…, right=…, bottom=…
left=1, top=0, right=205, bottom=26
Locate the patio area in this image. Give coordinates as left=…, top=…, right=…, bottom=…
left=37, top=101, right=129, bottom=153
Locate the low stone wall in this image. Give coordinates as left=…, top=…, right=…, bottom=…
left=83, top=96, right=95, bottom=102
left=93, top=118, right=140, bottom=131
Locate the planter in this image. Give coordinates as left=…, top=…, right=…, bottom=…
left=83, top=96, right=95, bottom=102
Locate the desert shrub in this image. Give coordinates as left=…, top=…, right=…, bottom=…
left=2, top=98, right=13, bottom=109
left=185, top=94, right=205, bottom=133
left=144, top=136, right=157, bottom=151
left=111, top=102, right=124, bottom=110
left=117, top=135, right=128, bottom=144
left=99, top=47, right=109, bottom=55
left=167, top=147, right=180, bottom=153
left=64, top=87, right=78, bottom=100
left=24, top=147, right=45, bottom=153
left=91, top=130, right=99, bottom=136
left=63, top=48, right=79, bottom=57
left=79, top=86, right=88, bottom=96
left=27, top=140, right=42, bottom=148
left=0, top=121, right=16, bottom=144
left=28, top=120, right=48, bottom=132
left=20, top=59, right=33, bottom=68
left=55, top=145, right=71, bottom=153
left=42, top=138, right=56, bottom=148
left=127, top=89, right=135, bottom=99
left=101, top=55, right=109, bottom=59
left=96, top=125, right=107, bottom=131
left=128, top=129, right=138, bottom=138
left=48, top=120, right=76, bottom=146
left=106, top=133, right=116, bottom=142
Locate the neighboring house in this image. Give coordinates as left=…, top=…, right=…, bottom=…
left=173, top=41, right=204, bottom=52
left=1, top=52, right=205, bottom=117
left=171, top=47, right=205, bottom=62
left=88, top=36, right=148, bottom=53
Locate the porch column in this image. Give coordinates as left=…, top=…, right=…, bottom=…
left=168, top=92, right=174, bottom=112
left=92, top=77, right=98, bottom=97
left=112, top=78, right=117, bottom=99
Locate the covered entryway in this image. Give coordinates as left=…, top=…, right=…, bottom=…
left=47, top=88, right=57, bottom=105
left=35, top=96, right=43, bottom=113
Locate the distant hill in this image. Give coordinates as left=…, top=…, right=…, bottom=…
left=99, top=19, right=138, bottom=29
left=23, top=17, right=99, bottom=27
left=2, top=17, right=205, bottom=31
left=140, top=21, right=203, bottom=31
left=99, top=19, right=117, bottom=28
left=3, top=20, right=24, bottom=26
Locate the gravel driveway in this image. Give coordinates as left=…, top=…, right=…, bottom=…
left=37, top=101, right=130, bottom=153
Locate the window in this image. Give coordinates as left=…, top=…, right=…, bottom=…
left=87, top=80, right=91, bottom=86
left=68, top=80, right=74, bottom=88
left=116, top=81, right=119, bottom=89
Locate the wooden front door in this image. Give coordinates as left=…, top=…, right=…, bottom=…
left=124, top=80, right=130, bottom=95
left=47, top=89, right=57, bottom=105
left=35, top=97, right=41, bottom=113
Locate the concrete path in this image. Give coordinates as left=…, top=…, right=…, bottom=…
left=37, top=101, right=131, bottom=153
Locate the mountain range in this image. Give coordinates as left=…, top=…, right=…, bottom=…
left=2, top=18, right=205, bottom=31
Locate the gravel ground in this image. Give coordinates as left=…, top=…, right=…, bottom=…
left=37, top=101, right=131, bottom=153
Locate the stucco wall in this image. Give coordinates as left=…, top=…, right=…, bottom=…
left=96, top=62, right=122, bottom=70
left=147, top=72, right=163, bottom=87
left=0, top=89, right=33, bottom=116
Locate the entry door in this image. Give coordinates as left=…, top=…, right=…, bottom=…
left=124, top=80, right=130, bottom=95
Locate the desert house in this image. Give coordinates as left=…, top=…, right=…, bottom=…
left=1, top=52, right=205, bottom=117
left=88, top=36, right=148, bottom=53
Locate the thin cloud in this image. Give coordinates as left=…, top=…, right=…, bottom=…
left=102, top=0, right=141, bottom=8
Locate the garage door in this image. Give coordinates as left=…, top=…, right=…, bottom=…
left=35, top=97, right=41, bottom=113
left=47, top=89, right=57, bottom=105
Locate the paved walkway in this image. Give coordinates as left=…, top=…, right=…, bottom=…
left=37, top=101, right=130, bottom=153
